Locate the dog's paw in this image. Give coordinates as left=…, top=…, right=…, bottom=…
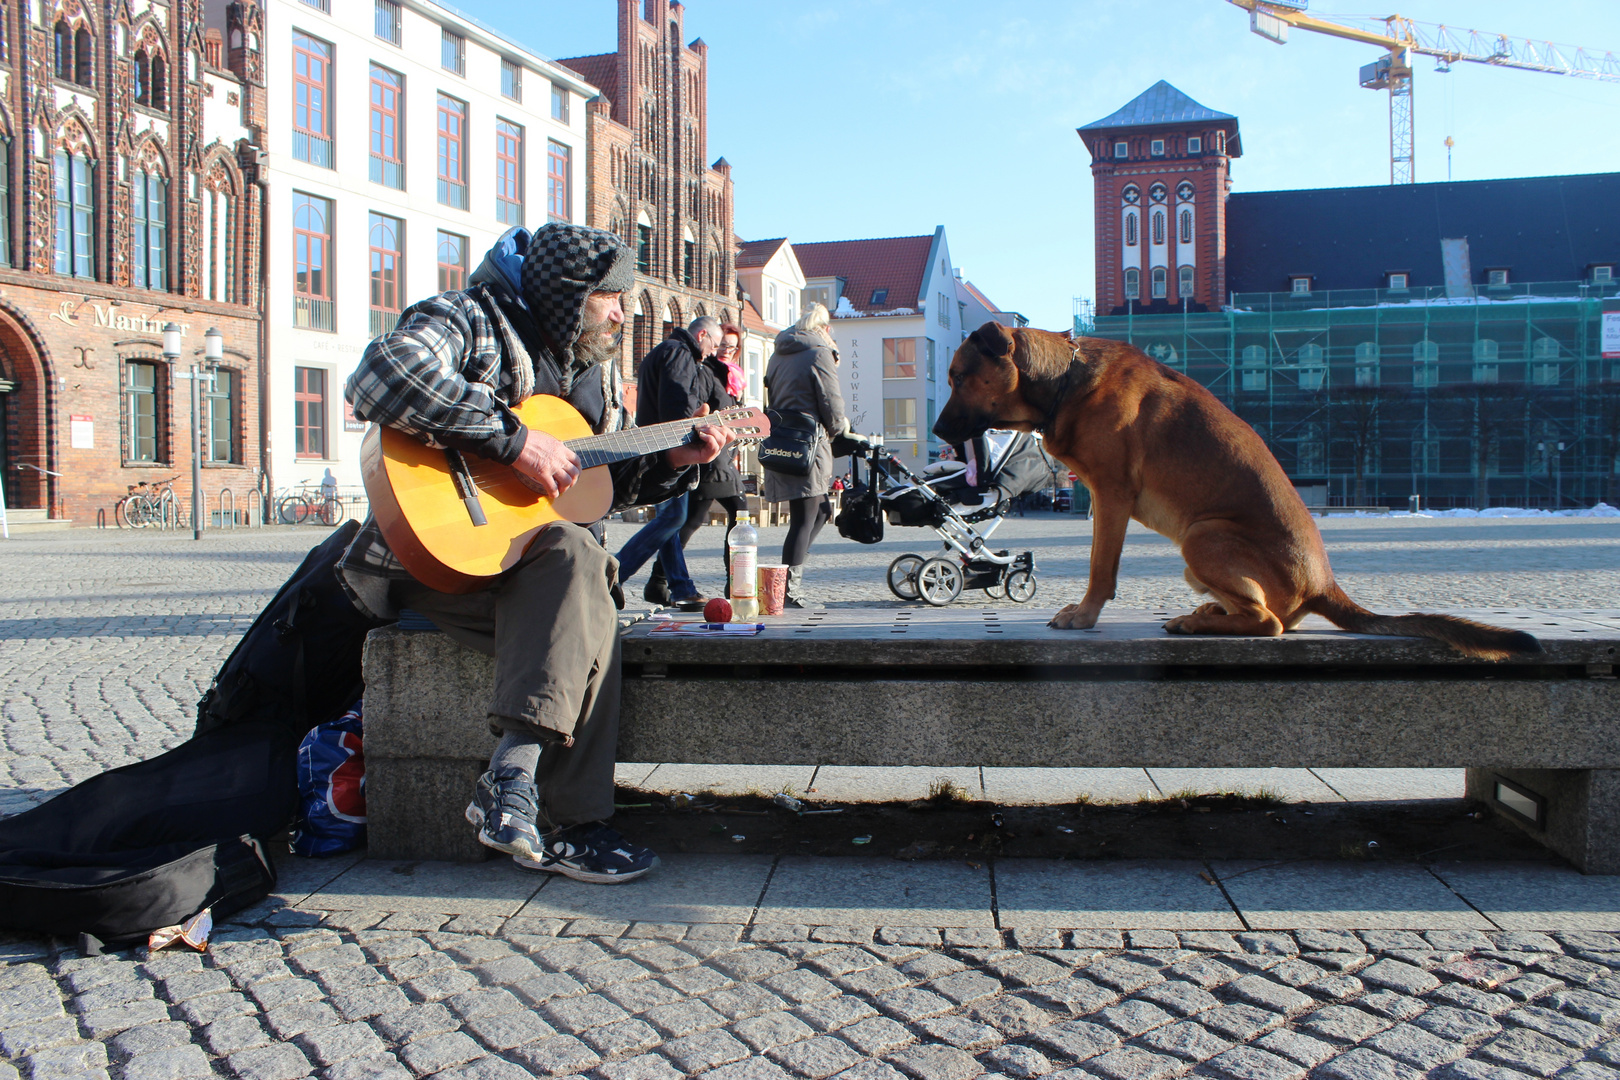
left=1049, top=604, right=1098, bottom=630
left=1163, top=614, right=1189, bottom=634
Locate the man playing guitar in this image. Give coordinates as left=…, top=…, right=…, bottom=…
left=339, top=223, right=735, bottom=883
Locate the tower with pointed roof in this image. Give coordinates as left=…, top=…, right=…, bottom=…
left=1079, top=81, right=1241, bottom=315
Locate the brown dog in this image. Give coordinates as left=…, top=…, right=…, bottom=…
left=932, top=322, right=1539, bottom=660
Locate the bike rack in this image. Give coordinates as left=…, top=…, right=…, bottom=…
left=218, top=488, right=237, bottom=529
left=245, top=487, right=265, bottom=528
left=96, top=508, right=107, bottom=529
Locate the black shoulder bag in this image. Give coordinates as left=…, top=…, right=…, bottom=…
left=758, top=408, right=819, bottom=476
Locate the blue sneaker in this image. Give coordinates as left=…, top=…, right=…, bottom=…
left=512, top=822, right=659, bottom=884
left=464, top=767, right=542, bottom=859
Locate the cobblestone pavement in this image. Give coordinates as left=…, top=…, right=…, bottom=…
left=5, top=912, right=1620, bottom=1080
left=3, top=515, right=1619, bottom=810
left=4, top=518, right=1620, bottom=1080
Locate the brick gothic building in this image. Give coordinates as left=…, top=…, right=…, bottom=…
left=559, top=0, right=735, bottom=396
left=0, top=0, right=264, bottom=523
left=1080, top=81, right=1241, bottom=316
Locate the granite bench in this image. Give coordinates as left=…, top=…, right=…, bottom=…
left=360, top=607, right=1620, bottom=871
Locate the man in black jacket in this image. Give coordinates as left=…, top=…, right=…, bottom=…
left=343, top=225, right=733, bottom=883
left=614, top=316, right=724, bottom=607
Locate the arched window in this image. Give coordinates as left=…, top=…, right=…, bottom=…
left=150, top=53, right=166, bottom=109
left=1413, top=339, right=1439, bottom=388
left=133, top=50, right=149, bottom=104
left=1354, top=342, right=1380, bottom=387
left=1123, top=267, right=1139, bottom=301
left=53, top=148, right=95, bottom=278
left=1178, top=208, right=1193, bottom=245
left=1241, top=345, right=1268, bottom=392
left=54, top=21, right=72, bottom=79
left=130, top=168, right=167, bottom=290
left=203, top=167, right=236, bottom=303
left=1178, top=265, right=1194, bottom=298
left=1123, top=210, right=1137, bottom=247
left=74, top=26, right=93, bottom=86
left=1412, top=422, right=1440, bottom=475
left=1151, top=266, right=1167, bottom=299
left=1151, top=210, right=1165, bottom=246
left=1298, top=342, right=1326, bottom=391
left=1473, top=338, right=1499, bottom=384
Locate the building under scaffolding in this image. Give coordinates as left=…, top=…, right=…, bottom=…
left=1089, top=281, right=1620, bottom=509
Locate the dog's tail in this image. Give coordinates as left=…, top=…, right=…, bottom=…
left=1306, top=584, right=1541, bottom=660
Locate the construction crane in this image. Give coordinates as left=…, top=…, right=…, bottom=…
left=1227, top=1, right=1620, bottom=184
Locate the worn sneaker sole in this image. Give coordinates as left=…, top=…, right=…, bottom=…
left=510, top=852, right=660, bottom=884
left=464, top=802, right=539, bottom=860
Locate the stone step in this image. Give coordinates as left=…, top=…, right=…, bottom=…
left=1, top=507, right=73, bottom=532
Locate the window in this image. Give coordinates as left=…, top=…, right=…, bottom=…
left=1176, top=180, right=1195, bottom=202
left=1532, top=336, right=1560, bottom=386
left=1151, top=266, right=1167, bottom=299
left=501, top=59, right=521, bottom=101
left=129, top=170, right=166, bottom=291
left=300, top=0, right=329, bottom=9
left=1472, top=338, right=1499, bottom=383
left=551, top=82, right=570, bottom=123
left=1178, top=265, right=1194, bottom=297
left=1216, top=130, right=1226, bottom=153
left=293, top=367, right=327, bottom=458
left=203, top=173, right=235, bottom=304
left=1151, top=210, right=1165, bottom=246
left=1150, top=139, right=1164, bottom=156
left=883, top=338, right=916, bottom=380
left=292, top=32, right=333, bottom=168
left=436, top=94, right=467, bottom=209
left=883, top=398, right=917, bottom=442
left=1291, top=277, right=1311, bottom=295
left=150, top=54, right=167, bottom=109
left=1124, top=211, right=1138, bottom=246
left=495, top=121, right=524, bottom=226
left=1387, top=272, right=1408, bottom=291
left=1412, top=423, right=1440, bottom=475
left=126, top=362, right=160, bottom=462
left=133, top=50, right=148, bottom=103
left=1413, top=339, right=1439, bottom=388
left=1178, top=209, right=1192, bottom=245
left=74, top=25, right=91, bottom=85
left=1113, top=141, right=1127, bottom=158
left=369, top=212, right=403, bottom=337
left=870, top=288, right=888, bottom=306
left=1486, top=269, right=1509, bottom=287
left=1298, top=343, right=1326, bottom=391
left=54, top=21, right=70, bottom=79
left=682, top=238, right=694, bottom=286
left=293, top=191, right=334, bottom=331
left=1241, top=345, right=1267, bottom=392
left=636, top=221, right=651, bottom=272
left=1297, top=424, right=1326, bottom=475
left=1123, top=267, right=1139, bottom=301
left=368, top=65, right=403, bottom=188
left=937, top=293, right=951, bottom=329
left=205, top=368, right=236, bottom=463
left=1595, top=265, right=1614, bottom=283
left=437, top=230, right=467, bottom=292
left=441, top=29, right=464, bottom=75
left=546, top=139, right=570, bottom=222
left=374, top=0, right=400, bottom=45
left=1187, top=136, right=1201, bottom=153
left=0, top=139, right=11, bottom=267
left=1354, top=342, right=1380, bottom=387
left=53, top=150, right=94, bottom=279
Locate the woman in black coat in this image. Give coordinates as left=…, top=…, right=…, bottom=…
left=644, top=324, right=750, bottom=603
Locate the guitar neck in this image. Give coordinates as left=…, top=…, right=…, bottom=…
left=565, top=417, right=717, bottom=470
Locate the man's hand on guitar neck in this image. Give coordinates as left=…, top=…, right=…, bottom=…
left=667, top=404, right=736, bottom=469
left=511, top=428, right=582, bottom=498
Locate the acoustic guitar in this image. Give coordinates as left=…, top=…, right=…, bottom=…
left=362, top=394, right=769, bottom=593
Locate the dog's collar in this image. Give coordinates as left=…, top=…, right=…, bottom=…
left=1039, top=345, right=1082, bottom=431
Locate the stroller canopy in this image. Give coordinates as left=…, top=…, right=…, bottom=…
left=938, top=431, right=1053, bottom=504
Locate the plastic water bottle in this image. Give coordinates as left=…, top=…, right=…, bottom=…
left=728, top=512, right=759, bottom=618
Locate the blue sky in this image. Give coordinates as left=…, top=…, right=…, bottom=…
left=468, top=1, right=1620, bottom=328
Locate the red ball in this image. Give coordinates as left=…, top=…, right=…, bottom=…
left=704, top=597, right=733, bottom=623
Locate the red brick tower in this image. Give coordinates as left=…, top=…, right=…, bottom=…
left=1079, top=82, right=1241, bottom=316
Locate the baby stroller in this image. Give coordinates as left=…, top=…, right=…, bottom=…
left=836, top=430, right=1054, bottom=606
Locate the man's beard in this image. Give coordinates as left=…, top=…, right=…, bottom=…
left=574, top=316, right=621, bottom=367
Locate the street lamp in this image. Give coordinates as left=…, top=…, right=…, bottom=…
left=161, top=323, right=201, bottom=539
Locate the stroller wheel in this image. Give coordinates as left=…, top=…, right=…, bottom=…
left=917, top=558, right=965, bottom=606
left=983, top=579, right=1005, bottom=599
left=1005, top=569, right=1038, bottom=603
left=887, top=554, right=924, bottom=601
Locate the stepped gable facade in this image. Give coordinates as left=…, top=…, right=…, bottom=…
left=0, top=0, right=264, bottom=523
left=559, top=0, right=735, bottom=397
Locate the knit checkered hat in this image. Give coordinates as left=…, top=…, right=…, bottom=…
left=520, top=223, right=634, bottom=352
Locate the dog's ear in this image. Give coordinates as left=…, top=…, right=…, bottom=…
left=967, top=321, right=1015, bottom=363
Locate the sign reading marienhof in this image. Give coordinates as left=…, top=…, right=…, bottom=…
left=1603, top=311, right=1620, bottom=360
left=48, top=299, right=195, bottom=338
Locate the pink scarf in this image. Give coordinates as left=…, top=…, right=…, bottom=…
left=723, top=358, right=746, bottom=399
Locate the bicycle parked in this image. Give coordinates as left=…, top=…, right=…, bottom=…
left=276, top=481, right=345, bottom=526
left=115, top=476, right=182, bottom=529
